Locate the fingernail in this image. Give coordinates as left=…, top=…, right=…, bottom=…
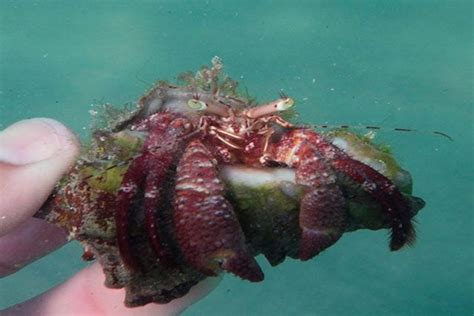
left=0, top=118, right=69, bottom=165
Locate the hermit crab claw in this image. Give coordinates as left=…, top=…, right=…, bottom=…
left=174, top=139, right=264, bottom=282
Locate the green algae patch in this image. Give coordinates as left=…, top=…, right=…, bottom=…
left=82, top=164, right=128, bottom=194
left=225, top=181, right=302, bottom=265
left=227, top=182, right=302, bottom=215
left=78, top=130, right=145, bottom=194
left=112, top=131, right=144, bottom=155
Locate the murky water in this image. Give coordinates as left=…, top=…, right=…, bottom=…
left=0, top=1, right=472, bottom=315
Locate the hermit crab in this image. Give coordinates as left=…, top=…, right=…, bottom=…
left=37, top=57, right=425, bottom=307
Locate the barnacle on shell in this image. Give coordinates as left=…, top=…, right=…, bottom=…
left=36, top=60, right=425, bottom=307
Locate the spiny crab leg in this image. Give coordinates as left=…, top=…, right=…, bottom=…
left=174, top=139, right=264, bottom=281
left=261, top=129, right=274, bottom=153
left=208, top=128, right=243, bottom=150
left=187, top=98, right=230, bottom=117
left=208, top=126, right=245, bottom=149
left=244, top=96, right=294, bottom=119
left=258, top=115, right=295, bottom=128
left=209, top=126, right=244, bottom=140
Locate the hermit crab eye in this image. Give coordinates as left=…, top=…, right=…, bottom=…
left=187, top=99, right=208, bottom=111
left=276, top=97, right=294, bottom=111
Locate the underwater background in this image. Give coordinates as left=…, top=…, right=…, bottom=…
left=0, top=1, right=472, bottom=315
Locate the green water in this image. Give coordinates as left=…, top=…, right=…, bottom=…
left=0, top=1, right=472, bottom=315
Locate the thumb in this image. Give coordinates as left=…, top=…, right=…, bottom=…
left=0, top=118, right=80, bottom=237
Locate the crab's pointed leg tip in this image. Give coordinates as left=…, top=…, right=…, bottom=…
left=389, top=229, right=416, bottom=252
left=390, top=243, right=402, bottom=251
left=298, top=228, right=341, bottom=261
left=220, top=252, right=264, bottom=282
left=299, top=229, right=322, bottom=261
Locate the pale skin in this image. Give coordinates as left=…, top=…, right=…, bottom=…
left=0, top=118, right=219, bottom=316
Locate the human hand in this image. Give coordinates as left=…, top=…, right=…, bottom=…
left=0, top=118, right=219, bottom=315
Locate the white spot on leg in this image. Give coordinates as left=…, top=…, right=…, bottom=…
left=196, top=161, right=214, bottom=168
left=362, top=181, right=377, bottom=192
left=145, top=189, right=159, bottom=198
left=120, top=184, right=137, bottom=193
left=245, top=142, right=255, bottom=151
left=175, top=183, right=210, bottom=194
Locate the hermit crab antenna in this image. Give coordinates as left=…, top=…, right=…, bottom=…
left=245, top=96, right=295, bottom=119
left=304, top=124, right=454, bottom=142
left=187, top=99, right=230, bottom=117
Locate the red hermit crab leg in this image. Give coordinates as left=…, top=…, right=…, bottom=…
left=116, top=156, right=146, bottom=270
left=298, top=184, right=347, bottom=260
left=269, top=129, right=415, bottom=257
left=143, top=118, right=193, bottom=262
left=116, top=116, right=189, bottom=269
left=244, top=96, right=294, bottom=119
left=294, top=129, right=416, bottom=250
left=331, top=158, right=415, bottom=250
left=174, top=139, right=264, bottom=281
left=267, top=130, right=348, bottom=260
left=143, top=156, right=176, bottom=263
